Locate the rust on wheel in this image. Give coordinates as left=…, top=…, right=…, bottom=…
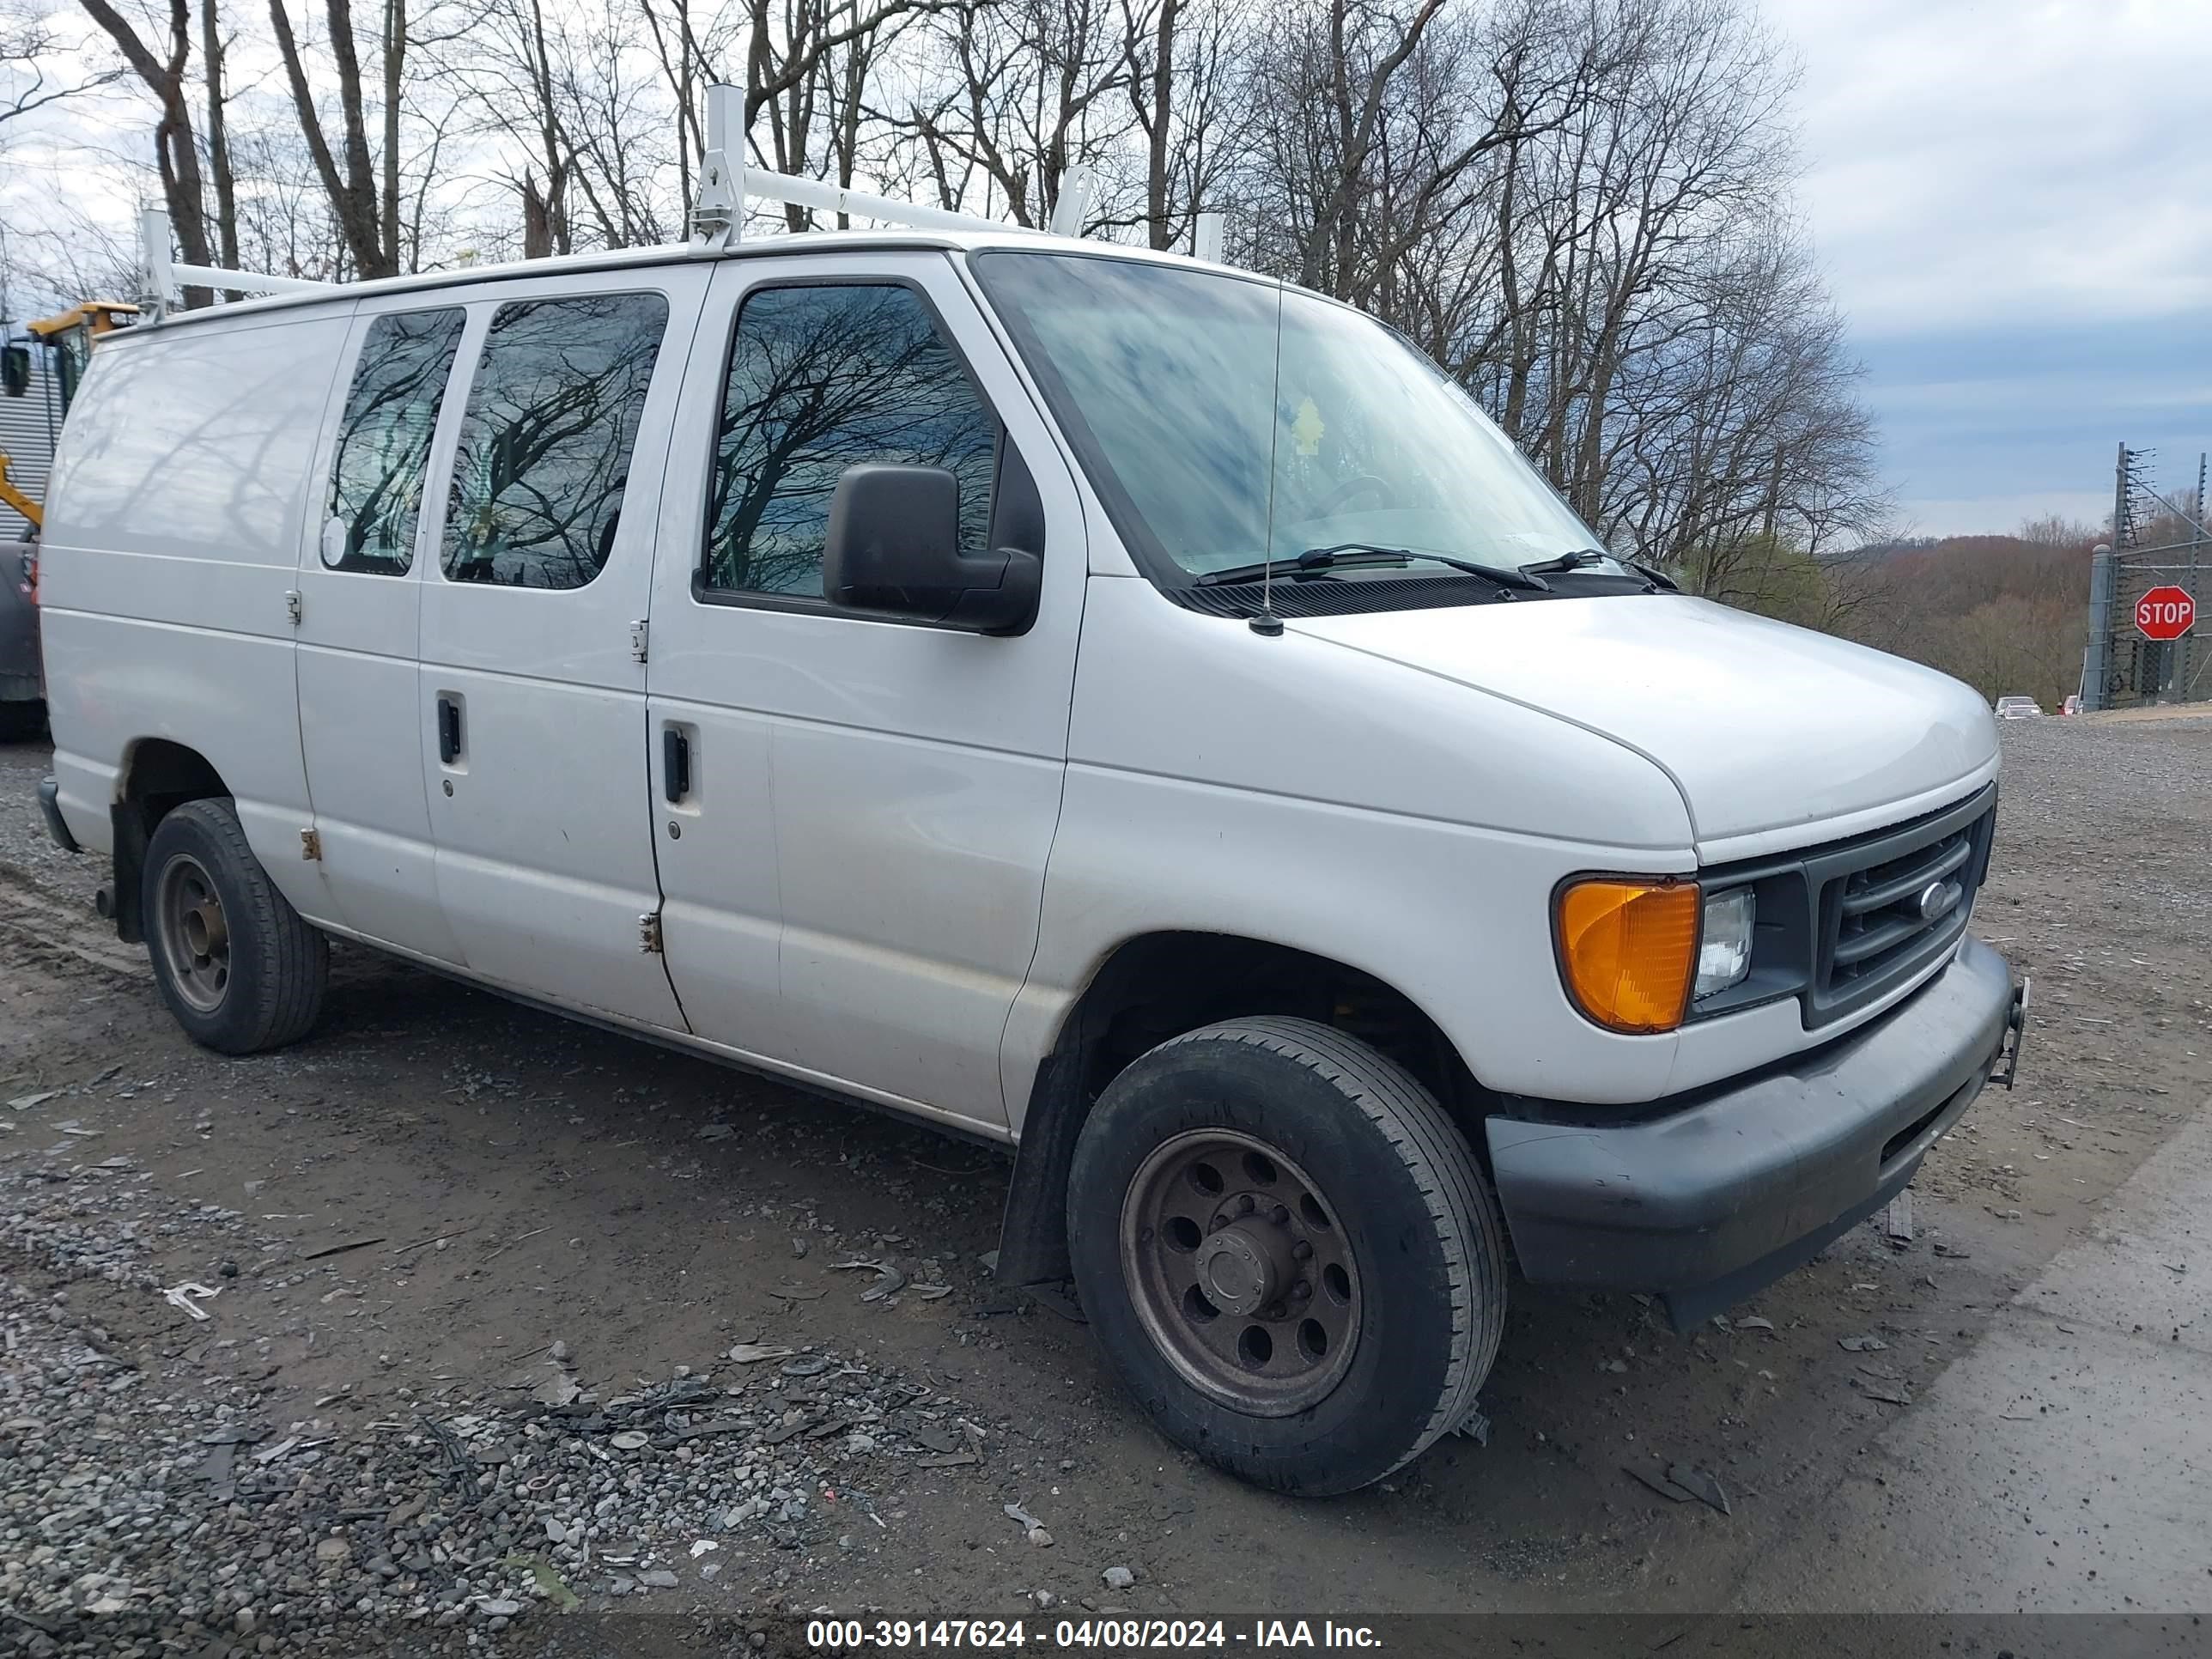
left=1119, top=1129, right=1361, bottom=1416
left=155, top=853, right=231, bottom=1014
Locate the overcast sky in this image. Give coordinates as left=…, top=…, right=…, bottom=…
left=1767, top=0, right=2212, bottom=537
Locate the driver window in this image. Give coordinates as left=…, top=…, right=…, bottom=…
left=702, top=283, right=999, bottom=600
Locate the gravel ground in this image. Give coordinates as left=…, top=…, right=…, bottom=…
left=2, top=708, right=2209, bottom=1655
left=0, top=1117, right=1089, bottom=1657
left=0, top=1147, right=1091, bottom=1657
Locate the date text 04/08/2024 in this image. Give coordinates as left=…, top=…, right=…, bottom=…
left=804, top=1619, right=1384, bottom=1649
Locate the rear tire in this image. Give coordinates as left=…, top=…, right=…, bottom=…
left=143, top=798, right=327, bottom=1054
left=1067, top=1016, right=1505, bottom=1495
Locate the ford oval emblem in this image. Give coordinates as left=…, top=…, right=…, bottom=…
left=1917, top=878, right=1962, bottom=922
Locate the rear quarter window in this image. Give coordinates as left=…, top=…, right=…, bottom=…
left=441, top=293, right=669, bottom=591
left=41, top=313, right=354, bottom=565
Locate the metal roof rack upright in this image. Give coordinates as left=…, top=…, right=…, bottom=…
left=688, top=84, right=1091, bottom=246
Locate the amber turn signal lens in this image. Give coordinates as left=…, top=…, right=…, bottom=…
left=1556, top=878, right=1700, bottom=1034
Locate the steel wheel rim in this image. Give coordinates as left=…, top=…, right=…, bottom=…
left=155, top=853, right=230, bottom=1014
left=1119, top=1129, right=1362, bottom=1417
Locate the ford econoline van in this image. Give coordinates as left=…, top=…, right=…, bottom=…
left=33, top=224, right=2025, bottom=1495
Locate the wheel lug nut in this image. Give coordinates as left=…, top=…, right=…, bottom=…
left=1271, top=1205, right=1289, bottom=1224
left=1291, top=1241, right=1313, bottom=1261
left=1237, top=1194, right=1255, bottom=1215
left=1292, top=1280, right=1311, bottom=1301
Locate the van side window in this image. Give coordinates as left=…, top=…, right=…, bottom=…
left=323, top=308, right=465, bottom=574
left=703, top=283, right=997, bottom=599
left=441, top=292, right=669, bottom=591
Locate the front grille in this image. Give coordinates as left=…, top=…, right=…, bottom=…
left=1806, top=789, right=1995, bottom=1027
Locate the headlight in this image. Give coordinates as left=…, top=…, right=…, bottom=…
left=1694, top=887, right=1755, bottom=1001
left=1555, top=878, right=1699, bottom=1034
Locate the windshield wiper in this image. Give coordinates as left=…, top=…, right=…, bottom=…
left=1522, top=548, right=1672, bottom=592
left=1195, top=542, right=1549, bottom=591
left=1517, top=548, right=1609, bottom=577
left=1518, top=547, right=1681, bottom=592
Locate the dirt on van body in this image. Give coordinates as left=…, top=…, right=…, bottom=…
left=1, top=715, right=2209, bottom=1654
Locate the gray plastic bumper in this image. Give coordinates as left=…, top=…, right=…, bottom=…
left=1486, top=936, right=2017, bottom=1328
left=37, top=775, right=78, bottom=854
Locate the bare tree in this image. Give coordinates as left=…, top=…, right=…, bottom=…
left=1117, top=0, right=1246, bottom=248
left=3, top=0, right=122, bottom=128
left=896, top=0, right=1132, bottom=228
left=198, top=0, right=241, bottom=293
left=267, top=0, right=410, bottom=276
left=1236, top=0, right=1605, bottom=305
left=22, top=0, right=1885, bottom=631
left=74, top=0, right=218, bottom=301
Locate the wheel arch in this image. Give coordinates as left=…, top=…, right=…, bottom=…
left=994, top=929, right=1496, bottom=1285
left=107, top=738, right=233, bottom=943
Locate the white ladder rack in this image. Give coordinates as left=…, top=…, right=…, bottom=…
left=139, top=82, right=1225, bottom=317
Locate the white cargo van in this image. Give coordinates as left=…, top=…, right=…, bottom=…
left=33, top=216, right=2025, bottom=1495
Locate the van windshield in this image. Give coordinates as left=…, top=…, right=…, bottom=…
left=971, top=251, right=1620, bottom=591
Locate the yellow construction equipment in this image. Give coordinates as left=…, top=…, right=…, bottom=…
left=0, top=451, right=39, bottom=533
left=27, top=300, right=140, bottom=342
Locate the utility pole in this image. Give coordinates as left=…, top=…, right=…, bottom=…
left=2113, top=441, right=2129, bottom=556
left=2181, top=452, right=2205, bottom=702
left=2084, top=544, right=2116, bottom=712
left=2084, top=440, right=2130, bottom=713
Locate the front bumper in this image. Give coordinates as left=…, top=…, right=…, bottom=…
left=1486, top=936, right=2018, bottom=1328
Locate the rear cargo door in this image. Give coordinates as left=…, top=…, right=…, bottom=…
left=295, top=299, right=469, bottom=961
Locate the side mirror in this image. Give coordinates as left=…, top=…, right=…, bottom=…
left=823, top=463, right=1040, bottom=635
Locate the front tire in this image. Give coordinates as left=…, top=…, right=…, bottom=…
left=1067, top=1016, right=1505, bottom=1494
left=143, top=799, right=327, bottom=1054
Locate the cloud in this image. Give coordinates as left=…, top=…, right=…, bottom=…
left=1763, top=0, right=2212, bottom=534
left=1859, top=315, right=2212, bottom=536
left=1774, top=0, right=2212, bottom=332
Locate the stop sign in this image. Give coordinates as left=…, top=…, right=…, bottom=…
left=2136, top=585, right=2196, bottom=641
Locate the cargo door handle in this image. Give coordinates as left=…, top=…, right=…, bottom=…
left=437, top=696, right=463, bottom=764
left=662, top=727, right=691, bottom=803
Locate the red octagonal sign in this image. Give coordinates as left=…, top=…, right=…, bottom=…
left=2136, top=584, right=2196, bottom=641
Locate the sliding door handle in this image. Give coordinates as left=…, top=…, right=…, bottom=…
left=437, top=696, right=463, bottom=764
left=663, top=726, right=692, bottom=803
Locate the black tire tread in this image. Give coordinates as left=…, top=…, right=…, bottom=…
left=146, top=799, right=327, bottom=1053
left=1142, top=1015, right=1505, bottom=1480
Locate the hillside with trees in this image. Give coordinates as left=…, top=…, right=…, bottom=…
left=1839, top=527, right=2091, bottom=712
left=1668, top=515, right=2112, bottom=713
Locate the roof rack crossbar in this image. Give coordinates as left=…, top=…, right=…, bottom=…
left=167, top=263, right=336, bottom=298
left=138, top=208, right=338, bottom=319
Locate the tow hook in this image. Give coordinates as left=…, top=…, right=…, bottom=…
left=1991, top=976, right=2030, bottom=1091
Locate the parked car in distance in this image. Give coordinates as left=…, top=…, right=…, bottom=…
left=1996, top=696, right=2043, bottom=720
left=2061, top=695, right=2082, bottom=716
left=1, top=541, right=40, bottom=738
left=35, top=229, right=2026, bottom=1496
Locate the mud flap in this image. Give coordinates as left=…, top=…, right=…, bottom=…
left=1990, top=975, right=2029, bottom=1091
